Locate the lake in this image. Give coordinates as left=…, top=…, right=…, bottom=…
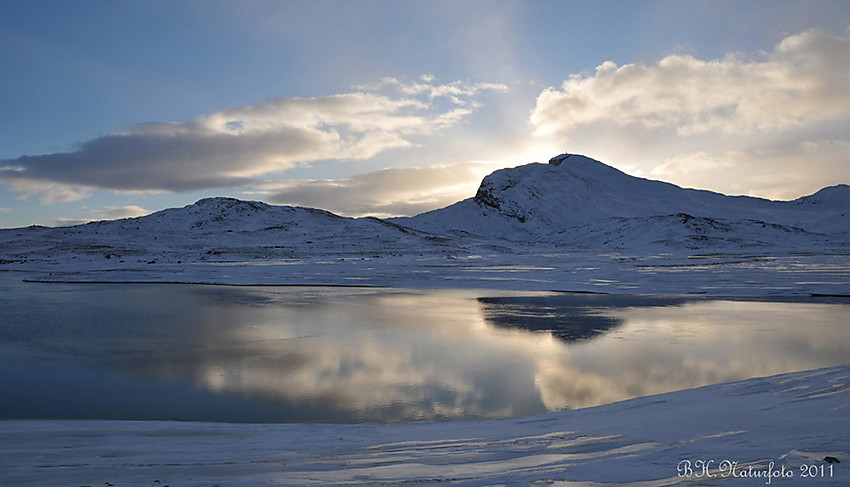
left=1, top=272, right=848, bottom=423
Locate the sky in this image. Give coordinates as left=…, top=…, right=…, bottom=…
left=1, top=0, right=849, bottom=228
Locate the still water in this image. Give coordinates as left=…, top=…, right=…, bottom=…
left=1, top=272, right=848, bottom=423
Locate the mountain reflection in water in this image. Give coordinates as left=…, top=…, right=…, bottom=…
left=478, top=294, right=699, bottom=341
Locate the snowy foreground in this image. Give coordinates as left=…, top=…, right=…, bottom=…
left=2, top=365, right=848, bottom=486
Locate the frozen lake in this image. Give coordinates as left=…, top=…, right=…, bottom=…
left=1, top=272, right=848, bottom=423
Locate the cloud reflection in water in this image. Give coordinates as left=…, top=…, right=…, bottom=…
left=2, top=277, right=847, bottom=423
left=121, top=289, right=849, bottom=422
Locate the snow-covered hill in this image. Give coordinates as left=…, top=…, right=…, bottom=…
left=396, top=154, right=849, bottom=250
left=0, top=196, right=451, bottom=270
left=1, top=154, right=847, bottom=293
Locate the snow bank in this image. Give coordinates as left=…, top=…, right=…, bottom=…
left=2, top=365, right=847, bottom=486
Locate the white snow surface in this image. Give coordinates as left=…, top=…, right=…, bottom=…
left=2, top=154, right=849, bottom=485
left=2, top=365, right=848, bottom=486
left=1, top=154, right=848, bottom=295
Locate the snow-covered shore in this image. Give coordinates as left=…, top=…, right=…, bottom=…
left=2, top=365, right=848, bottom=486
left=8, top=250, right=850, bottom=297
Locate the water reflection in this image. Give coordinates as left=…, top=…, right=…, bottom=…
left=498, top=296, right=850, bottom=410
left=0, top=273, right=848, bottom=423
left=478, top=294, right=698, bottom=341
left=128, top=288, right=549, bottom=422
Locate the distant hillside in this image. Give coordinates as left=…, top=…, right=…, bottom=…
left=0, top=197, right=447, bottom=269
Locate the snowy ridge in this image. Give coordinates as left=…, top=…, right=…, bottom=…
left=1, top=154, right=848, bottom=294
left=0, top=196, right=447, bottom=269
left=2, top=365, right=848, bottom=486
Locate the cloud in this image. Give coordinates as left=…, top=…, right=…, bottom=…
left=531, top=29, right=850, bottom=137
left=46, top=205, right=152, bottom=228
left=50, top=217, right=93, bottom=227
left=650, top=151, right=741, bottom=177
left=529, top=29, right=850, bottom=199
left=261, top=161, right=497, bottom=217
left=1, top=78, right=505, bottom=202
left=0, top=207, right=10, bottom=213
left=356, top=75, right=509, bottom=104
left=8, top=179, right=92, bottom=204
left=99, top=205, right=151, bottom=219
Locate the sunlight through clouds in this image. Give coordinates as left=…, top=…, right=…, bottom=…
left=2, top=1, right=849, bottom=227
left=259, top=161, right=501, bottom=217
left=529, top=29, right=850, bottom=199
left=99, top=205, right=151, bottom=219
left=2, top=23, right=848, bottom=221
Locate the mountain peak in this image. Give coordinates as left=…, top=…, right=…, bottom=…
left=403, top=153, right=849, bottom=241
left=469, top=154, right=639, bottom=226
left=192, top=196, right=264, bottom=207
left=188, top=197, right=271, bottom=214
left=547, top=153, right=634, bottom=180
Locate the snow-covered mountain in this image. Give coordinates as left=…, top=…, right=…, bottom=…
left=1, top=153, right=847, bottom=291
left=396, top=153, right=849, bottom=250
